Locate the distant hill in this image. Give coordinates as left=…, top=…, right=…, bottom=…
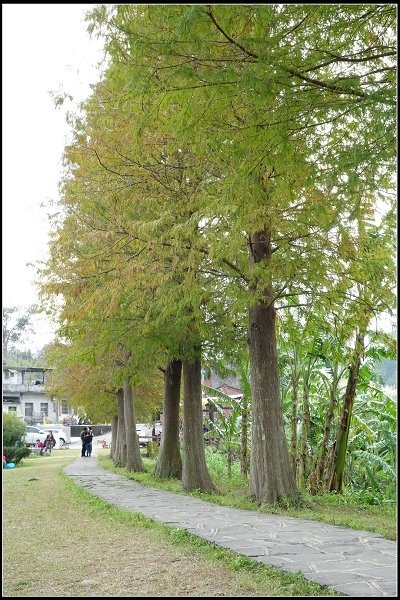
left=374, top=359, right=397, bottom=388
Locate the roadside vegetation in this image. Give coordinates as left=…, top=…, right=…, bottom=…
left=98, top=448, right=396, bottom=542
left=3, top=449, right=341, bottom=597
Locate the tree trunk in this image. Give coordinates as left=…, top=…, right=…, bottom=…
left=181, top=353, right=215, bottom=493
left=290, top=372, right=300, bottom=474
left=329, top=332, right=364, bottom=493
left=297, top=378, right=311, bottom=490
left=114, top=388, right=127, bottom=466
left=240, top=393, right=249, bottom=478
left=227, top=444, right=234, bottom=478
left=123, top=376, right=144, bottom=472
left=110, top=414, right=118, bottom=460
left=309, top=376, right=339, bottom=494
left=248, top=230, right=297, bottom=504
left=154, top=359, right=182, bottom=478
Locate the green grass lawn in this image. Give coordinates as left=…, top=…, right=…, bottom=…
left=3, top=448, right=343, bottom=597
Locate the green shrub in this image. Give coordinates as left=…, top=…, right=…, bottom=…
left=146, top=441, right=159, bottom=458
left=3, top=446, right=31, bottom=465
left=2, top=412, right=27, bottom=446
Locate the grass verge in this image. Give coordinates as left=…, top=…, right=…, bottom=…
left=3, top=449, right=342, bottom=597
left=98, top=452, right=396, bottom=541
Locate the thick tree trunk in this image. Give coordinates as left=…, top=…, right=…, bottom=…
left=154, top=359, right=182, bottom=478
left=181, top=353, right=215, bottom=493
left=329, top=332, right=364, bottom=493
left=110, top=414, right=118, bottom=460
left=123, top=376, right=144, bottom=472
left=114, top=388, right=127, bottom=466
left=248, top=230, right=297, bottom=504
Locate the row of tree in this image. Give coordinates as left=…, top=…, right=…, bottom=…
left=39, top=5, right=396, bottom=504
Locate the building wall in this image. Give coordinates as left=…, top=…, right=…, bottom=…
left=3, top=392, right=59, bottom=424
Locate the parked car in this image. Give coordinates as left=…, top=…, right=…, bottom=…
left=23, top=426, right=64, bottom=448
left=38, top=424, right=71, bottom=446
left=136, top=423, right=162, bottom=446
left=24, top=426, right=47, bottom=447
left=136, top=423, right=152, bottom=446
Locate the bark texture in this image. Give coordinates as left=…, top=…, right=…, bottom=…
left=123, top=376, right=144, bottom=472
left=330, top=332, right=365, bottom=493
left=290, top=372, right=300, bottom=474
left=114, top=388, right=127, bottom=466
left=110, top=414, right=118, bottom=460
left=154, top=359, right=183, bottom=478
left=181, top=354, right=215, bottom=493
left=240, top=394, right=249, bottom=478
left=248, top=230, right=297, bottom=504
left=297, top=378, right=311, bottom=489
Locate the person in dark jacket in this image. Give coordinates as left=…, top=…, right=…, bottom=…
left=80, top=427, right=88, bottom=457
left=84, top=428, right=93, bottom=457
left=44, top=431, right=55, bottom=454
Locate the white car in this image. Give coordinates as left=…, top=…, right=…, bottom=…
left=136, top=423, right=162, bottom=446
left=23, top=426, right=64, bottom=448
left=136, top=423, right=152, bottom=446
left=24, top=426, right=47, bottom=446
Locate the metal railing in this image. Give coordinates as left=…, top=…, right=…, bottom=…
left=2, top=383, right=45, bottom=393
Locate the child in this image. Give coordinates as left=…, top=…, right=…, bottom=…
left=35, top=439, right=45, bottom=456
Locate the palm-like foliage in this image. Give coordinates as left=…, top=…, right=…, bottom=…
left=346, top=391, right=396, bottom=503
left=202, top=385, right=245, bottom=478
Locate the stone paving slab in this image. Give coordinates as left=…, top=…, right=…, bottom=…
left=65, top=456, right=397, bottom=597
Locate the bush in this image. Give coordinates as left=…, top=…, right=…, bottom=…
left=3, top=412, right=27, bottom=446
left=3, top=446, right=31, bottom=465
left=146, top=441, right=159, bottom=458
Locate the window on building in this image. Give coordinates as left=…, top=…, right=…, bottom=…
left=8, top=406, right=17, bottom=412
left=40, top=403, right=49, bottom=417
left=5, top=371, right=10, bottom=378
left=25, top=403, right=33, bottom=418
left=61, top=402, right=69, bottom=415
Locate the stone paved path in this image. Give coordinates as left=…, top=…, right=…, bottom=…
left=65, top=455, right=397, bottom=597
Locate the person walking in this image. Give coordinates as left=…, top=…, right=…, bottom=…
left=80, top=427, right=88, bottom=457
left=44, top=431, right=55, bottom=455
left=84, top=428, right=93, bottom=457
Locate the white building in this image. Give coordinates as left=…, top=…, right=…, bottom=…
left=2, top=366, right=70, bottom=425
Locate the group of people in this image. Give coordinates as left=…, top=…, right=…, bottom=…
left=80, top=427, right=93, bottom=457
left=35, top=431, right=56, bottom=455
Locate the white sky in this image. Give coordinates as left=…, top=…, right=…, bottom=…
left=2, top=3, right=105, bottom=351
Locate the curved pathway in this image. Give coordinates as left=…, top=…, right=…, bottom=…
left=65, top=455, right=397, bottom=597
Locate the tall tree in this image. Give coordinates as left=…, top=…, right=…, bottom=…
left=3, top=306, right=35, bottom=362
left=88, top=3, right=395, bottom=504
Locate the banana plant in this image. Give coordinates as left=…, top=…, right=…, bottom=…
left=202, top=385, right=244, bottom=478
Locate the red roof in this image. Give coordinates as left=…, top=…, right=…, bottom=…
left=217, top=385, right=243, bottom=397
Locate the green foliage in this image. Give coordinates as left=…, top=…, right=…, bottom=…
left=146, top=441, right=159, bottom=458
left=205, top=446, right=242, bottom=485
left=3, top=446, right=31, bottom=465
left=345, top=391, right=397, bottom=504
left=38, top=4, right=396, bottom=503
left=2, top=412, right=27, bottom=447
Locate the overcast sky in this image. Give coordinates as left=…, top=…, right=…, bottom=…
left=2, top=4, right=105, bottom=350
